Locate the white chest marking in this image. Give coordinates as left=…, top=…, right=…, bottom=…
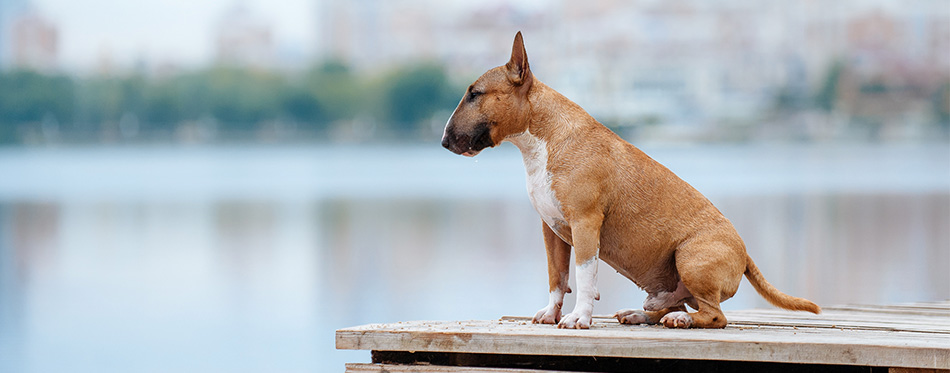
left=508, top=132, right=566, bottom=234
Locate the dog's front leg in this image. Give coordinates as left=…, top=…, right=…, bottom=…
left=533, top=222, right=572, bottom=324
left=558, top=214, right=602, bottom=329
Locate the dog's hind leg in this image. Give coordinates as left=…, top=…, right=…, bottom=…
left=661, top=236, right=744, bottom=329
left=615, top=305, right=685, bottom=325
left=616, top=281, right=690, bottom=325
left=659, top=298, right=726, bottom=328
left=533, top=221, right=573, bottom=324
left=643, top=280, right=692, bottom=311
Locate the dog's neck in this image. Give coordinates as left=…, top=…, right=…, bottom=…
left=506, top=80, right=594, bottom=153
left=507, top=129, right=546, bottom=167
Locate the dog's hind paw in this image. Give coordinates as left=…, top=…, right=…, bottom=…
left=614, top=309, right=652, bottom=325
left=660, top=311, right=693, bottom=328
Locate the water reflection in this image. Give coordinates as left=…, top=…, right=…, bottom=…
left=0, top=144, right=947, bottom=372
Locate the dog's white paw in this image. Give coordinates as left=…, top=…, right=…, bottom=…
left=557, top=311, right=592, bottom=329
left=532, top=305, right=561, bottom=324
left=614, top=309, right=652, bottom=325
left=660, top=311, right=693, bottom=328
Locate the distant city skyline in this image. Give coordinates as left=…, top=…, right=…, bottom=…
left=25, top=0, right=316, bottom=71
left=4, top=0, right=943, bottom=74
left=7, top=0, right=541, bottom=72
left=0, top=0, right=945, bottom=143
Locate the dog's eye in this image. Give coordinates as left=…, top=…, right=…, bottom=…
left=468, top=90, right=482, bottom=101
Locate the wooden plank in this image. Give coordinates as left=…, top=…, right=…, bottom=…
left=725, top=310, right=950, bottom=334
left=533, top=310, right=950, bottom=330
left=727, top=319, right=950, bottom=334
left=346, top=363, right=576, bottom=373
left=502, top=309, right=950, bottom=334
left=338, top=303, right=950, bottom=369
left=729, top=307, right=950, bottom=321
left=337, top=319, right=950, bottom=369
left=880, top=300, right=950, bottom=310
left=842, top=300, right=949, bottom=308
left=823, top=301, right=950, bottom=317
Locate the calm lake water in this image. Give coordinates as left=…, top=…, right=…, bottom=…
left=0, top=143, right=947, bottom=372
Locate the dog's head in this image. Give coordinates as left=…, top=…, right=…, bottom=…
left=441, top=31, right=535, bottom=157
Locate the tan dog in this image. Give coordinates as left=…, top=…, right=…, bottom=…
left=441, top=32, right=820, bottom=329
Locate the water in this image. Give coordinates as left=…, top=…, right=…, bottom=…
left=0, top=143, right=947, bottom=372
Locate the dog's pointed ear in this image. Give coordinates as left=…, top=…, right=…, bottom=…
left=506, top=31, right=532, bottom=88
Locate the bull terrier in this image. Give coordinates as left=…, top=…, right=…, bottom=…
left=441, top=32, right=820, bottom=329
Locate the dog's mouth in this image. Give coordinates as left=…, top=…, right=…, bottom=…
left=442, top=122, right=494, bottom=157
left=468, top=122, right=494, bottom=152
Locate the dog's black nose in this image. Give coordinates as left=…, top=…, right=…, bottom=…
left=441, top=135, right=451, bottom=150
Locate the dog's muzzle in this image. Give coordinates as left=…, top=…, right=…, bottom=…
left=442, top=122, right=493, bottom=157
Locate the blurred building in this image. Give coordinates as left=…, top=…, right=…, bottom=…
left=314, top=0, right=950, bottom=137
left=9, top=8, right=57, bottom=72
left=0, top=0, right=28, bottom=69
left=315, top=0, right=441, bottom=70
left=215, top=3, right=275, bottom=68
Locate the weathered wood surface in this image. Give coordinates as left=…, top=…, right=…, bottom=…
left=336, top=301, right=950, bottom=370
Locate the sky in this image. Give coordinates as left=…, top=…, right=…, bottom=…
left=31, top=0, right=316, bottom=71
left=20, top=0, right=929, bottom=74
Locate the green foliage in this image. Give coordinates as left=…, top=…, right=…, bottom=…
left=307, top=61, right=361, bottom=123
left=377, top=64, right=457, bottom=133
left=142, top=77, right=181, bottom=126
left=815, top=61, right=844, bottom=112
left=0, top=70, right=75, bottom=143
left=0, top=70, right=74, bottom=123
left=934, top=81, right=950, bottom=128
left=281, top=85, right=325, bottom=125
left=204, top=68, right=284, bottom=130
left=74, top=75, right=145, bottom=131
left=0, top=60, right=464, bottom=144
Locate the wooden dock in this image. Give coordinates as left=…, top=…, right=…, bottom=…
left=336, top=301, right=950, bottom=372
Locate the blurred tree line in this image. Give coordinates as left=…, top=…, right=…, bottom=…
left=771, top=60, right=950, bottom=141
left=0, top=61, right=462, bottom=145
left=3, top=60, right=947, bottom=145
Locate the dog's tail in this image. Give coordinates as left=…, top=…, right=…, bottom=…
left=744, top=255, right=821, bottom=314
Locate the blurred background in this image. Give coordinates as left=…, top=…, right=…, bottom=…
left=0, top=0, right=947, bottom=372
